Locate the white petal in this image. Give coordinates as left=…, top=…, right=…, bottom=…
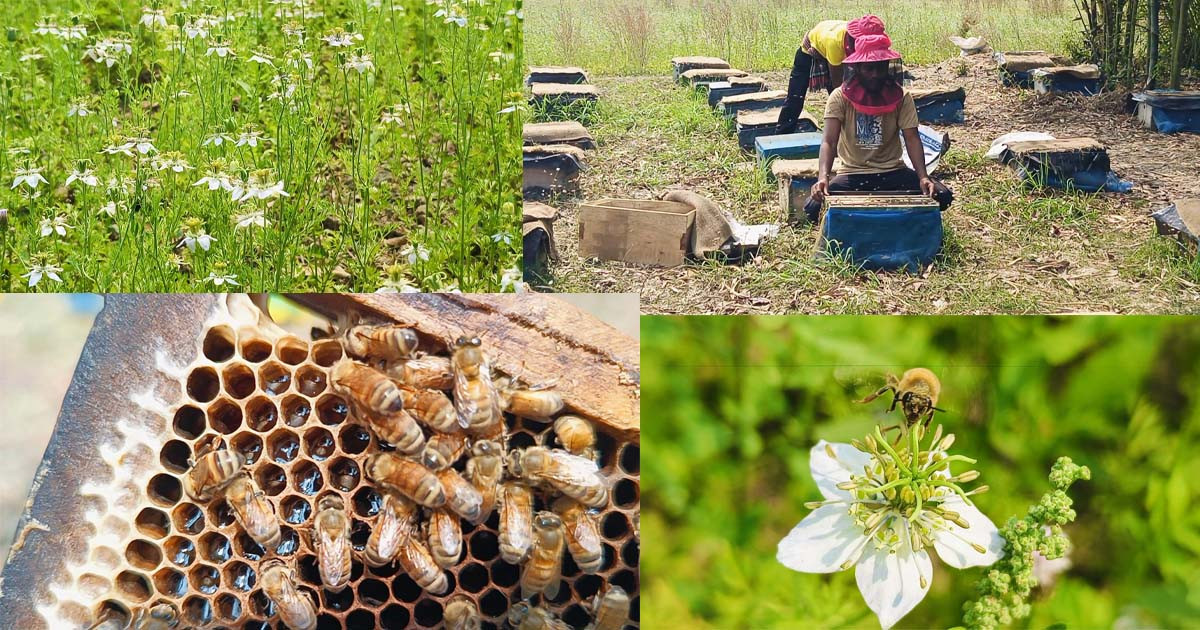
left=810, top=440, right=872, bottom=501
left=26, top=271, right=42, bottom=287
left=855, top=538, right=932, bottom=630
left=932, top=496, right=1005, bottom=568
left=777, top=504, right=866, bottom=573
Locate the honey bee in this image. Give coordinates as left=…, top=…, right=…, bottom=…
left=498, top=481, right=534, bottom=563
left=857, top=367, right=944, bottom=431
left=397, top=527, right=449, bottom=594
left=364, top=408, right=427, bottom=455
left=340, top=321, right=420, bottom=362
left=427, top=507, right=463, bottom=568
left=552, top=496, right=604, bottom=573
left=365, top=452, right=446, bottom=508
left=444, top=594, right=481, bottom=630
left=497, top=375, right=564, bottom=421
left=365, top=493, right=417, bottom=567
left=588, top=584, right=632, bottom=630
left=435, top=466, right=484, bottom=522
left=465, top=440, right=504, bottom=522
left=423, top=431, right=470, bottom=470
left=224, top=475, right=281, bottom=549
left=521, top=511, right=565, bottom=599
left=312, top=494, right=352, bottom=591
left=553, top=415, right=596, bottom=460
left=397, top=383, right=459, bottom=432
left=451, top=336, right=502, bottom=434
left=329, top=358, right=405, bottom=416
left=260, top=559, right=318, bottom=630
left=508, top=602, right=571, bottom=630
left=389, top=354, right=455, bottom=391
left=183, top=439, right=246, bottom=502
left=509, top=447, right=609, bottom=509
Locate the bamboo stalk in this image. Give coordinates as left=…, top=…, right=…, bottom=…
left=1148, top=0, right=1160, bottom=87
left=1169, top=0, right=1188, bottom=88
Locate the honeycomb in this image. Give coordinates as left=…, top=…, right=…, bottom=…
left=35, top=296, right=639, bottom=630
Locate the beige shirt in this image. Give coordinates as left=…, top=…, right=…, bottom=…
left=824, top=87, right=919, bottom=175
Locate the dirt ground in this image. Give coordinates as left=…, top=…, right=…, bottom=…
left=544, top=54, right=1200, bottom=314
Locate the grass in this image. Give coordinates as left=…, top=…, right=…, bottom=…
left=525, top=0, right=1079, bottom=75
left=0, top=0, right=522, bottom=292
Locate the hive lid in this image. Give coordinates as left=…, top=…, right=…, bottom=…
left=522, top=201, right=560, bottom=223
left=1032, top=64, right=1101, bottom=79
left=771, top=158, right=842, bottom=178
left=527, top=65, right=587, bottom=75
left=523, top=144, right=589, bottom=161
left=737, top=108, right=818, bottom=127
left=670, top=56, right=729, bottom=68
left=523, top=121, right=596, bottom=149
left=720, top=89, right=787, bottom=106
left=908, top=86, right=967, bottom=100
left=679, top=68, right=747, bottom=82
left=827, top=195, right=941, bottom=209
left=1005, top=137, right=1106, bottom=155
left=530, top=83, right=600, bottom=96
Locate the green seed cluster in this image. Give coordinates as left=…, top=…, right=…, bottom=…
left=961, top=457, right=1090, bottom=629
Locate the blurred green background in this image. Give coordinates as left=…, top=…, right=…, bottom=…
left=641, top=316, right=1200, bottom=629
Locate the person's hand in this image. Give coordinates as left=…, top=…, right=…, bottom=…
left=811, top=178, right=829, bottom=202
left=920, top=177, right=936, bottom=197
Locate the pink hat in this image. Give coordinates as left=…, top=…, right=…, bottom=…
left=846, top=15, right=886, bottom=39
left=842, top=33, right=902, bottom=64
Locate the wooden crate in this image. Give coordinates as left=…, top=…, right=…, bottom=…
left=579, top=198, right=696, bottom=267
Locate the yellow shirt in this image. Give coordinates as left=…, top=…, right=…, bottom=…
left=807, top=20, right=850, bottom=66
left=824, top=87, right=919, bottom=175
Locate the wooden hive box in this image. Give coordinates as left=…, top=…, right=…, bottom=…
left=704, top=77, right=769, bottom=108
left=671, top=56, right=730, bottom=82
left=1132, top=90, right=1200, bottom=134
left=773, top=158, right=842, bottom=221
left=755, top=132, right=823, bottom=166
left=529, top=83, right=600, bottom=116
left=523, top=121, right=597, bottom=151
left=718, top=90, right=787, bottom=118
left=526, top=66, right=589, bottom=85
left=0, top=294, right=641, bottom=630
left=908, top=86, right=967, bottom=124
left=679, top=68, right=748, bottom=88
left=736, top=108, right=820, bottom=150
left=522, top=145, right=586, bottom=201
left=994, top=51, right=1070, bottom=87
left=578, top=198, right=696, bottom=267
left=1003, top=137, right=1126, bottom=192
left=818, top=195, right=943, bottom=272
left=1032, top=65, right=1103, bottom=96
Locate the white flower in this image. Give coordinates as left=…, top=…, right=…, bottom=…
left=102, top=142, right=134, bottom=157
left=498, top=105, right=517, bottom=115
left=401, top=244, right=431, bottom=265
left=491, top=231, right=514, bottom=246
left=777, top=436, right=1004, bottom=629
left=131, top=137, right=157, bottom=154
left=249, top=53, right=275, bottom=67
left=154, top=155, right=193, bottom=173
left=381, top=103, right=410, bottom=125
left=284, top=50, right=314, bottom=70
left=231, top=171, right=289, bottom=202
left=67, top=101, right=93, bottom=117
left=321, top=29, right=363, bottom=47
left=83, top=38, right=130, bottom=67
left=99, top=201, right=122, bottom=217
left=234, top=209, right=271, bottom=229
left=184, top=21, right=210, bottom=39
left=39, top=215, right=72, bottom=237
left=434, top=8, right=468, bottom=27
left=236, top=129, right=266, bottom=148
left=61, top=25, right=87, bottom=40
left=344, top=52, right=374, bottom=74
left=19, top=49, right=46, bottom=63
left=139, top=8, right=168, bottom=29
left=12, top=166, right=49, bottom=190
left=205, top=271, right=239, bottom=286
left=22, top=263, right=63, bottom=287
left=206, top=41, right=235, bottom=57
left=181, top=232, right=215, bottom=252
left=500, top=267, right=527, bottom=292
left=33, top=19, right=59, bottom=36
left=66, top=166, right=99, bottom=187
left=202, top=132, right=233, bottom=146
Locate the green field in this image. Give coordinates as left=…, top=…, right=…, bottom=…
left=525, top=0, right=1077, bottom=75
left=0, top=0, right=522, bottom=292
left=642, top=315, right=1200, bottom=628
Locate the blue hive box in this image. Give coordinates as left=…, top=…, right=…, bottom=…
left=1032, top=66, right=1103, bottom=95
left=719, top=90, right=787, bottom=118
left=736, top=108, right=820, bottom=151
left=755, top=132, right=823, bottom=163
left=818, top=195, right=943, bottom=271
left=526, top=66, right=588, bottom=85
left=1003, top=137, right=1133, bottom=193
left=995, top=51, right=1064, bottom=88
left=910, top=87, right=966, bottom=123
left=706, top=79, right=767, bottom=108
left=1133, top=90, right=1200, bottom=134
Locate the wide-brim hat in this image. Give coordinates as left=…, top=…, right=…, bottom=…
left=843, top=33, right=902, bottom=64
left=846, top=15, right=886, bottom=39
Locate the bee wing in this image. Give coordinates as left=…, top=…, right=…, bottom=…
left=541, top=450, right=603, bottom=487
left=572, top=514, right=604, bottom=555
left=317, top=521, right=352, bottom=584
left=452, top=369, right=476, bottom=429
left=373, top=511, right=409, bottom=559
left=433, top=512, right=460, bottom=550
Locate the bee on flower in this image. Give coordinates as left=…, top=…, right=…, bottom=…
left=65, top=164, right=100, bottom=188
left=321, top=27, right=363, bottom=47
left=39, top=215, right=72, bottom=238
left=139, top=8, right=168, bottom=29
left=344, top=50, right=374, bottom=74
left=12, top=166, right=49, bottom=191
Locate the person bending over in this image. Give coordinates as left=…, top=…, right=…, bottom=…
left=776, top=15, right=887, bottom=134
left=801, top=33, right=953, bottom=223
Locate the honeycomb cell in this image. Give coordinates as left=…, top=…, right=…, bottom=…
left=391, top=574, right=423, bottom=603
left=368, top=559, right=401, bottom=578
left=164, top=536, right=195, bottom=567
left=316, top=394, right=350, bottom=426
left=234, top=532, right=266, bottom=561
left=293, top=460, right=324, bottom=495
left=357, top=578, right=390, bottom=607
left=159, top=440, right=191, bottom=474
left=215, top=593, right=242, bottom=621
left=116, top=570, right=151, bottom=602
left=221, top=362, right=256, bottom=399
left=545, top=580, right=572, bottom=605
left=172, top=405, right=206, bottom=439
left=298, top=554, right=321, bottom=586
left=186, top=366, right=221, bottom=403
left=182, top=595, right=212, bottom=625
left=245, top=396, right=278, bottom=432
left=282, top=394, right=313, bottom=428
left=311, top=338, right=344, bottom=367
left=282, top=495, right=313, bottom=525
left=93, top=601, right=130, bottom=627
left=348, top=610, right=376, bottom=628
left=267, top=428, right=301, bottom=463
left=602, top=512, right=630, bottom=540
left=622, top=539, right=639, bottom=568
left=458, top=563, right=488, bottom=593
left=207, top=499, right=236, bottom=528
left=203, top=325, right=237, bottom=362
left=610, top=568, right=638, bottom=594
left=380, top=604, right=410, bottom=630
left=296, top=365, right=328, bottom=396
left=508, top=432, right=535, bottom=449
left=172, top=503, right=205, bottom=534
left=134, top=507, right=170, bottom=539
left=467, top=530, right=499, bottom=562
left=231, top=432, right=264, bottom=465
left=563, top=603, right=591, bottom=629
left=224, top=560, right=256, bottom=592
left=615, top=478, right=639, bottom=508
left=188, top=564, right=220, bottom=595
left=249, top=590, right=276, bottom=619
left=255, top=462, right=287, bottom=496
left=352, top=486, right=383, bottom=518
left=597, top=432, right=618, bottom=469
left=275, top=336, right=310, bottom=365
left=338, top=424, right=371, bottom=454
left=206, top=397, right=243, bottom=434
left=148, top=474, right=183, bottom=507
left=245, top=622, right=269, bottom=630
left=478, top=588, right=508, bottom=618
left=323, top=586, right=354, bottom=611
left=153, top=567, right=187, bottom=598
left=488, top=561, right=518, bottom=588
left=414, top=598, right=443, bottom=627
left=621, top=443, right=640, bottom=474
left=199, top=532, right=232, bottom=563
left=239, top=332, right=272, bottom=363
left=124, top=540, right=162, bottom=571
left=276, top=526, right=301, bottom=556
left=304, top=426, right=336, bottom=460
left=259, top=361, right=292, bottom=395
left=328, top=456, right=361, bottom=491
left=572, top=573, right=603, bottom=600
left=600, top=544, right=617, bottom=572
